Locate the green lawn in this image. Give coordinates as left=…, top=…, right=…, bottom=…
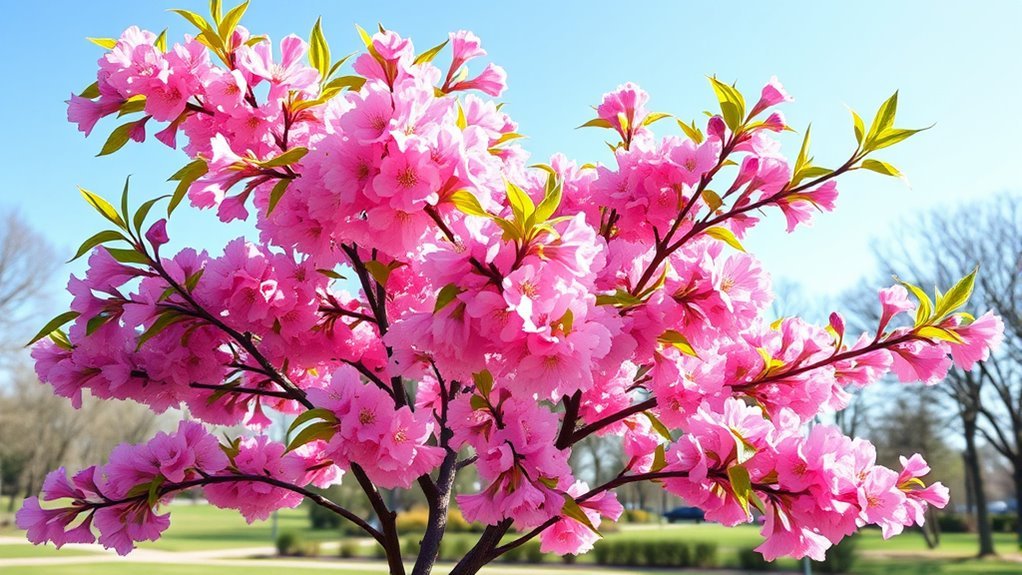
left=4, top=504, right=1021, bottom=575
left=0, top=544, right=99, bottom=558
left=0, top=565, right=381, bottom=575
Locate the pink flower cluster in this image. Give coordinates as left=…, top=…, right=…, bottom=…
left=16, top=421, right=224, bottom=554
left=33, top=6, right=1004, bottom=565
left=659, top=399, right=949, bottom=560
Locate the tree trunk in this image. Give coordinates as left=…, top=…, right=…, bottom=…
left=964, top=418, right=996, bottom=556
left=1014, top=464, right=1022, bottom=551
left=411, top=452, right=458, bottom=575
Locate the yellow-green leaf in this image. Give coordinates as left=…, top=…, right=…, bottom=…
left=259, top=147, right=308, bottom=168
left=642, top=411, right=673, bottom=440
left=704, top=226, right=745, bottom=252
left=266, top=178, right=292, bottom=215
left=917, top=325, right=965, bottom=344
left=309, top=17, right=330, bottom=80
left=450, top=190, right=489, bottom=218
left=218, top=1, right=249, bottom=41
left=26, top=311, right=80, bottom=347
left=288, top=407, right=338, bottom=434
left=658, top=329, right=699, bottom=358
left=413, top=39, right=448, bottom=65
left=87, top=37, right=117, bottom=49
left=642, top=112, right=672, bottom=126
left=505, top=180, right=535, bottom=223
left=434, top=283, right=462, bottom=313
left=561, top=495, right=601, bottom=536
left=860, top=159, right=901, bottom=178
left=577, top=118, right=613, bottom=129
left=79, top=187, right=125, bottom=228
left=286, top=421, right=336, bottom=453
left=70, top=230, right=126, bottom=262
left=934, top=268, right=976, bottom=320
left=472, top=370, right=493, bottom=397
left=97, top=120, right=140, bottom=157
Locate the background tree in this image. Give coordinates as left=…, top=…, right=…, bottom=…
left=867, top=192, right=1021, bottom=554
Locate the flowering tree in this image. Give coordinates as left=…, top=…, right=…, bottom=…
left=19, top=3, right=1004, bottom=574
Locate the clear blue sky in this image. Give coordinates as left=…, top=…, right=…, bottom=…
left=1, top=1, right=1019, bottom=306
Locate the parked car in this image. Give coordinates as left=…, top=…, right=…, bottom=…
left=663, top=506, right=705, bottom=523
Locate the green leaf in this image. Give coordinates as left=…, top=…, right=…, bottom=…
left=317, top=268, right=347, bottom=280
left=676, top=119, right=704, bottom=144
left=79, top=187, right=126, bottom=228
left=727, top=464, right=753, bottom=516
left=533, top=182, right=562, bottom=224
left=866, top=91, right=898, bottom=144
left=505, top=180, right=535, bottom=224
left=703, top=226, right=745, bottom=252
left=97, top=120, right=141, bottom=157
left=217, top=1, right=249, bottom=41
left=560, top=495, right=601, bottom=535
left=859, top=159, right=901, bottom=178
left=934, top=268, right=976, bottom=320
left=917, top=325, right=965, bottom=344
left=168, top=160, right=208, bottom=215
left=702, top=190, right=723, bottom=212
left=354, top=23, right=373, bottom=49
left=869, top=127, right=929, bottom=151
left=322, top=75, right=366, bottom=93
left=136, top=311, right=187, bottom=351
left=286, top=421, right=336, bottom=453
left=434, top=283, right=463, bottom=313
left=450, top=190, right=490, bottom=218
left=472, top=370, right=493, bottom=397
left=708, top=76, right=745, bottom=131
left=363, top=260, right=392, bottom=287
left=658, top=329, right=699, bottom=358
left=650, top=444, right=667, bottom=472
left=171, top=9, right=222, bottom=51
left=288, top=407, right=338, bottom=434
left=793, top=124, right=812, bottom=178
left=69, top=230, right=126, bottom=262
left=577, top=118, right=613, bottom=129
left=105, top=247, right=149, bottom=265
left=26, top=311, right=80, bottom=347
left=154, top=29, right=168, bottom=52
left=642, top=112, right=672, bottom=127
left=133, top=195, right=171, bottom=233
left=642, top=411, right=673, bottom=441
left=259, top=147, right=308, bottom=168
left=309, top=17, right=330, bottom=80
left=86, top=312, right=115, bottom=336
left=729, top=428, right=758, bottom=464
left=266, top=178, right=292, bottom=216
left=79, top=82, right=100, bottom=99
left=896, top=278, right=933, bottom=327
left=413, top=38, right=448, bottom=65
left=850, top=109, right=865, bottom=145
left=469, top=395, right=489, bottom=411
left=87, top=37, right=117, bottom=49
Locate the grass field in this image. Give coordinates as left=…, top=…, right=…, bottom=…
left=0, top=565, right=382, bottom=575
left=0, top=544, right=99, bottom=558
left=3, top=503, right=1021, bottom=575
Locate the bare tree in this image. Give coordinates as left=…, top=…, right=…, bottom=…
left=868, top=192, right=1022, bottom=555
left=0, top=211, right=59, bottom=360
left=0, top=210, right=161, bottom=515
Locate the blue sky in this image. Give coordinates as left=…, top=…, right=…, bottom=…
left=1, top=1, right=1019, bottom=308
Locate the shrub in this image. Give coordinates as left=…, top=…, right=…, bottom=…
left=593, top=540, right=612, bottom=565
left=813, top=534, right=859, bottom=573
left=338, top=540, right=360, bottom=559
left=401, top=535, right=422, bottom=558
left=693, top=542, right=719, bottom=567
left=308, top=501, right=342, bottom=530
left=937, top=513, right=972, bottom=533
left=275, top=531, right=299, bottom=556
left=991, top=514, right=1017, bottom=533
left=275, top=531, right=319, bottom=557
left=623, top=509, right=653, bottom=523
left=446, top=509, right=472, bottom=533
left=395, top=508, right=431, bottom=532
left=738, top=548, right=776, bottom=571
left=523, top=541, right=545, bottom=563
left=439, top=536, right=473, bottom=561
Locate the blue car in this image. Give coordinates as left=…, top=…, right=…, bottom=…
left=663, top=506, right=705, bottom=523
